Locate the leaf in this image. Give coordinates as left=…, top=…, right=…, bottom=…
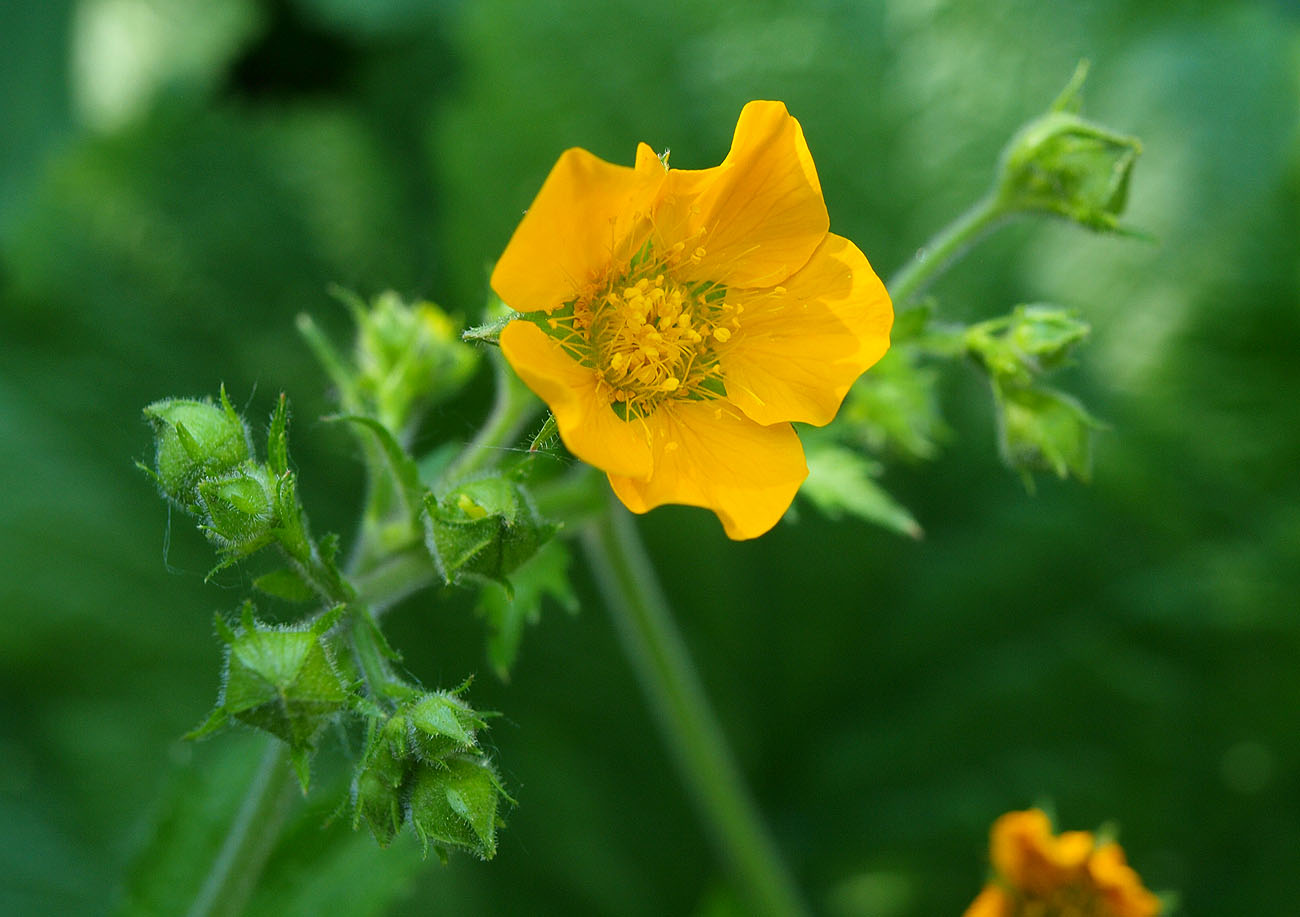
left=477, top=539, right=578, bottom=679
left=800, top=446, right=923, bottom=539
left=268, top=394, right=290, bottom=477
left=116, top=736, right=279, bottom=916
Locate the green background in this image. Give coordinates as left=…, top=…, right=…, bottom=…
left=3, top=0, right=1297, bottom=913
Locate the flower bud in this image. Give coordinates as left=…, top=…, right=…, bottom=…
left=965, top=305, right=1091, bottom=384
left=407, top=691, right=486, bottom=762
left=353, top=715, right=412, bottom=847
left=212, top=606, right=350, bottom=748
left=425, top=476, right=559, bottom=587
left=351, top=290, right=479, bottom=435
left=1004, top=305, right=1090, bottom=372
left=408, top=755, right=506, bottom=861
left=994, top=62, right=1141, bottom=234
left=994, top=381, right=1100, bottom=482
left=196, top=462, right=277, bottom=554
left=142, top=391, right=252, bottom=510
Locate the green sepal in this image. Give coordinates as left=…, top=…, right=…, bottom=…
left=528, top=413, right=560, bottom=453
left=182, top=705, right=231, bottom=742
left=406, top=690, right=487, bottom=762
left=408, top=756, right=509, bottom=861
left=198, top=604, right=351, bottom=753
left=424, top=475, right=560, bottom=587
left=253, top=567, right=316, bottom=603
left=461, top=311, right=516, bottom=346
left=477, top=540, right=578, bottom=679
left=290, top=747, right=312, bottom=793
left=267, top=393, right=290, bottom=477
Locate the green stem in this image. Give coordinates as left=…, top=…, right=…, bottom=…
left=350, top=606, right=397, bottom=699
left=187, top=740, right=296, bottom=917
left=580, top=501, right=809, bottom=917
left=886, top=192, right=1009, bottom=306
left=441, top=352, right=540, bottom=484
left=351, top=547, right=439, bottom=619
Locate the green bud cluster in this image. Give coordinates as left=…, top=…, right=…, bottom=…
left=141, top=390, right=304, bottom=567
left=352, top=689, right=509, bottom=859
left=300, top=289, right=479, bottom=443
left=142, top=290, right=566, bottom=868
left=966, top=305, right=1100, bottom=481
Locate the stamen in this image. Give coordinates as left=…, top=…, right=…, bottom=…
left=569, top=239, right=741, bottom=417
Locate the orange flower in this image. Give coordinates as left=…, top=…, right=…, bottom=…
left=963, top=809, right=1162, bottom=917
left=491, top=101, right=892, bottom=539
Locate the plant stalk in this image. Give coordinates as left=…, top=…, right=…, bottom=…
left=186, top=740, right=296, bottom=917
left=580, top=501, right=810, bottom=917
left=887, top=192, right=1008, bottom=306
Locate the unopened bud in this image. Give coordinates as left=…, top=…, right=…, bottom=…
left=995, top=62, right=1141, bottom=234
left=349, top=290, right=479, bottom=435
left=408, top=755, right=507, bottom=861
left=425, top=476, right=559, bottom=587
left=197, top=463, right=277, bottom=554
left=994, top=381, right=1101, bottom=482
left=203, top=605, right=350, bottom=749
left=143, top=390, right=252, bottom=509
left=407, top=691, right=486, bottom=762
left=966, top=305, right=1091, bottom=384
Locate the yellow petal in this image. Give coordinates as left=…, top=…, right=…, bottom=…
left=606, top=400, right=807, bottom=540
left=721, top=233, right=892, bottom=427
left=961, top=885, right=1011, bottom=917
left=499, top=321, right=653, bottom=477
left=491, top=147, right=663, bottom=313
left=655, top=100, right=829, bottom=289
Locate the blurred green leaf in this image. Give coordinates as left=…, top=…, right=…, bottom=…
left=800, top=444, right=922, bottom=539
left=477, top=539, right=579, bottom=679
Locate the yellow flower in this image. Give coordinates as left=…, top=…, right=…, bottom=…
left=491, top=101, right=893, bottom=539
left=963, top=809, right=1162, bottom=917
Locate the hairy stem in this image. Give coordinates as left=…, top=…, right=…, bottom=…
left=187, top=740, right=296, bottom=917
left=887, top=193, right=1008, bottom=306
left=441, top=351, right=540, bottom=485
left=581, top=501, right=810, bottom=917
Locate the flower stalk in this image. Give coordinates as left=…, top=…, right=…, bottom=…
left=581, top=499, right=809, bottom=917
left=886, top=193, right=1007, bottom=307
left=186, top=740, right=296, bottom=917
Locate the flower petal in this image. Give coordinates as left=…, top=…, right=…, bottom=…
left=491, top=147, right=664, bottom=313
left=499, top=321, right=653, bottom=477
left=961, top=885, right=1011, bottom=917
left=606, top=400, right=807, bottom=540
left=655, top=100, right=829, bottom=289
left=721, top=233, right=893, bottom=427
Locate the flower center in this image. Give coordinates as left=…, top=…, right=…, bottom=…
left=545, top=243, right=741, bottom=419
